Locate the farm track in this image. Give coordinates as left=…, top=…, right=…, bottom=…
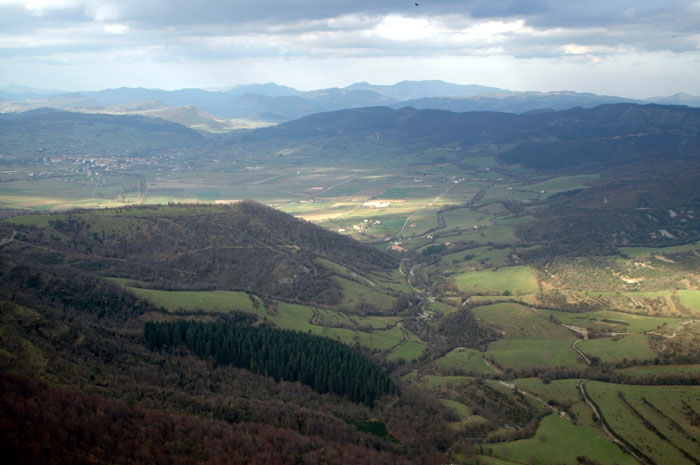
left=482, top=357, right=503, bottom=375
left=0, top=229, right=16, bottom=247
left=388, top=323, right=409, bottom=354
left=397, top=185, right=454, bottom=239
left=562, top=324, right=593, bottom=366
left=498, top=381, right=572, bottom=422
left=572, top=338, right=591, bottom=365
left=648, top=320, right=695, bottom=339
left=309, top=176, right=356, bottom=201
left=526, top=306, right=592, bottom=365
left=525, top=305, right=660, bottom=367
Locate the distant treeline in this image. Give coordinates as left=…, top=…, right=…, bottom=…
left=144, top=321, right=394, bottom=405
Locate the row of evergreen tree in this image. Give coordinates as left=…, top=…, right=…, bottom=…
left=144, top=321, right=394, bottom=405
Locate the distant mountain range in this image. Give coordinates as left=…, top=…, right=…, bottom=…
left=1, top=81, right=699, bottom=132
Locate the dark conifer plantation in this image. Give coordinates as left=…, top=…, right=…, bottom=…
left=144, top=321, right=394, bottom=405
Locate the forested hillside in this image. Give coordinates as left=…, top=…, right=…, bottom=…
left=0, top=245, right=453, bottom=465
left=234, top=103, right=700, bottom=169
left=0, top=108, right=205, bottom=158
left=3, top=202, right=399, bottom=306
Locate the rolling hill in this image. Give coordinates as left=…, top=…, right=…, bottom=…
left=236, top=103, right=700, bottom=169
left=0, top=108, right=205, bottom=158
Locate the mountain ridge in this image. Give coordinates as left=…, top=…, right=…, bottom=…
left=2, top=81, right=698, bottom=127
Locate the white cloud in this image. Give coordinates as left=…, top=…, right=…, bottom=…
left=372, top=16, right=436, bottom=41
left=91, top=2, right=121, bottom=22
left=1, top=0, right=82, bottom=15
left=563, top=43, right=591, bottom=54
left=103, top=22, right=128, bottom=34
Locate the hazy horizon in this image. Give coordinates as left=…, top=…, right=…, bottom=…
left=1, top=79, right=698, bottom=102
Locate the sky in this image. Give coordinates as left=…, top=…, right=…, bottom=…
left=0, top=0, right=699, bottom=98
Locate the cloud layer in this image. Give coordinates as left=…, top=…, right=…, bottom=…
left=0, top=0, right=698, bottom=96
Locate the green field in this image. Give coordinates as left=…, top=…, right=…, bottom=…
left=400, top=208, right=440, bottom=236
left=454, top=266, right=538, bottom=295
left=486, top=338, right=582, bottom=370
left=678, top=290, right=700, bottom=311
left=472, top=303, right=572, bottom=340
left=616, top=364, right=700, bottom=377
left=379, top=187, right=443, bottom=199
left=460, top=223, right=519, bottom=244
left=417, top=375, right=473, bottom=389
left=489, top=414, right=637, bottom=465
left=577, top=334, right=657, bottom=363
left=435, top=347, right=499, bottom=375
left=358, top=315, right=402, bottom=330
left=513, top=378, right=583, bottom=407
left=265, top=302, right=315, bottom=330
left=387, top=331, right=426, bottom=362
left=118, top=284, right=405, bottom=352
left=468, top=296, right=532, bottom=306
left=312, top=308, right=355, bottom=327
left=618, top=240, right=700, bottom=257
left=519, top=174, right=601, bottom=196
left=440, top=246, right=511, bottom=270
left=538, top=308, right=681, bottom=333
left=369, top=270, right=412, bottom=294
left=428, top=300, right=458, bottom=315
left=333, top=276, right=396, bottom=312
left=440, top=398, right=471, bottom=419
left=442, top=208, right=492, bottom=230
left=126, top=287, right=255, bottom=313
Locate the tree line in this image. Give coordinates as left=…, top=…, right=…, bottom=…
left=144, top=321, right=394, bottom=405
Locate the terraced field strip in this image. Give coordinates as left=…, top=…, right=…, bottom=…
left=585, top=382, right=700, bottom=465
left=578, top=382, right=650, bottom=465
left=616, top=392, right=700, bottom=465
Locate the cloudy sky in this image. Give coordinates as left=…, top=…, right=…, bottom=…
left=1, top=0, right=699, bottom=97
